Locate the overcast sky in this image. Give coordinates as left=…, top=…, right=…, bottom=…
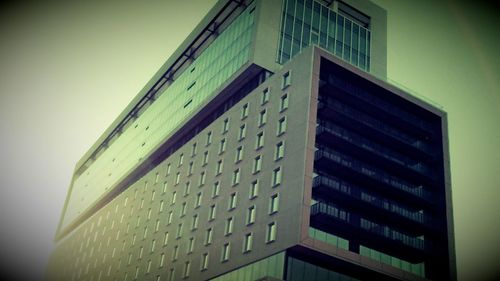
left=0, top=1, right=499, bottom=281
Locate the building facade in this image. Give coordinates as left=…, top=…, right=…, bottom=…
left=47, top=1, right=456, bottom=281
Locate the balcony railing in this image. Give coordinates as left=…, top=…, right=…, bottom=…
left=311, top=202, right=426, bottom=251
left=312, top=175, right=425, bottom=224
left=316, top=123, right=434, bottom=178
left=314, top=147, right=434, bottom=202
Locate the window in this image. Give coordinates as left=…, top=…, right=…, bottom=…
left=280, top=93, right=289, bottom=111
left=221, top=243, right=230, bottom=262
left=195, top=192, right=202, bottom=208
left=209, top=204, right=216, bottom=221
left=188, top=162, right=194, bottom=175
left=155, top=219, right=161, bottom=232
left=172, top=245, right=179, bottom=261
left=191, top=142, right=197, bottom=157
left=253, top=156, right=262, bottom=174
left=235, top=146, right=243, bottom=163
left=151, top=239, right=156, bottom=252
left=261, top=88, right=269, bottom=105
left=232, top=169, right=240, bottom=186
left=179, top=153, right=184, bottom=167
left=175, top=172, right=181, bottom=185
left=243, top=233, right=253, bottom=253
left=250, top=180, right=259, bottom=199
left=216, top=160, right=223, bottom=175
left=171, top=191, right=177, bottom=205
left=151, top=190, right=156, bottom=201
left=162, top=182, right=168, bottom=193
left=199, top=171, right=206, bottom=186
left=277, top=116, right=287, bottom=135
left=163, top=232, right=169, bottom=246
left=241, top=103, right=249, bottom=119
left=155, top=173, right=160, bottom=184
left=167, top=212, right=173, bottom=225
left=222, top=118, right=229, bottom=134
left=225, top=217, right=234, bottom=236
left=238, top=124, right=246, bottom=141
left=169, top=268, right=175, bottom=281
left=247, top=206, right=256, bottom=225
left=258, top=109, right=267, bottom=127
left=205, top=228, right=213, bottom=245
left=159, top=200, right=165, bottom=213
left=201, top=253, right=209, bottom=271
left=219, top=138, right=226, bottom=154
left=192, top=215, right=199, bottom=230
left=272, top=167, right=282, bottom=186
left=166, top=163, right=171, bottom=176
left=176, top=223, right=183, bottom=239
left=256, top=132, right=264, bottom=149
left=203, top=151, right=209, bottom=166
left=270, top=194, right=279, bottom=214
left=266, top=222, right=277, bottom=243
left=212, top=181, right=220, bottom=198
left=187, top=237, right=195, bottom=254
left=206, top=131, right=212, bottom=146
left=180, top=202, right=187, bottom=217
left=159, top=253, right=165, bottom=268
left=184, top=182, right=190, bottom=197
left=275, top=141, right=285, bottom=160
left=282, top=71, right=291, bottom=89
left=183, top=261, right=190, bottom=278
left=228, top=192, right=237, bottom=210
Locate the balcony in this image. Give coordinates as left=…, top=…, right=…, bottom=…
left=310, top=202, right=427, bottom=262
left=317, top=101, right=435, bottom=159
left=314, top=147, right=434, bottom=208
left=315, top=123, right=437, bottom=184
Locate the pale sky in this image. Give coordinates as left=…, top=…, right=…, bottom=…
left=0, top=1, right=498, bottom=281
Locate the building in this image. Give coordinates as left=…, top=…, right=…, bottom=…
left=46, top=0, right=456, bottom=280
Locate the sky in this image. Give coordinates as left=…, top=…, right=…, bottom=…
left=0, top=0, right=499, bottom=281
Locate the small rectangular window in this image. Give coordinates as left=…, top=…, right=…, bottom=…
left=201, top=253, right=209, bottom=271
left=225, top=217, right=234, bottom=236
left=206, top=131, right=212, bottom=146
left=275, top=141, right=285, bottom=160
left=184, top=182, right=190, bottom=197
left=191, top=142, right=197, bottom=157
left=253, top=156, right=262, bottom=174
left=209, top=204, right=216, bottom=221
left=280, top=93, right=289, bottom=111
left=258, top=109, right=267, bottom=127
left=256, top=132, right=264, bottom=149
left=250, top=180, right=259, bottom=199
left=270, top=194, right=279, bottom=214
left=176, top=223, right=183, bottom=239
left=277, top=116, right=287, bottom=135
left=238, top=124, right=246, bottom=140
left=187, top=237, right=195, bottom=254
left=167, top=212, right=173, bottom=225
left=282, top=71, right=291, bottom=89
left=243, top=233, right=253, bottom=253
left=203, top=151, right=209, bottom=166
left=199, top=171, right=206, bottom=186
left=175, top=172, right=180, bottom=185
left=195, top=192, right=202, bottom=208
left=221, top=243, right=230, bottom=262
left=219, top=138, right=226, bottom=154
left=261, top=88, right=269, bottom=105
left=247, top=206, right=256, bottom=225
left=212, top=181, right=220, bottom=198
left=235, top=146, right=243, bottom=163
left=162, top=182, right=168, bottom=193
left=188, top=162, right=194, bottom=175
left=222, top=118, right=229, bottom=134
left=228, top=192, right=237, bottom=210
left=216, top=160, right=223, bottom=175
left=205, top=228, right=213, bottom=245
left=180, top=202, right=187, bottom=217
left=166, top=163, right=171, bottom=176
left=266, top=222, right=277, bottom=243
left=171, top=191, right=177, bottom=205
left=232, top=169, right=240, bottom=186
left=192, top=214, right=199, bottom=230
left=172, top=245, right=179, bottom=261
left=179, top=153, right=184, bottom=166
left=272, top=167, right=282, bottom=186
left=183, top=261, right=190, bottom=278
left=241, top=103, right=249, bottom=119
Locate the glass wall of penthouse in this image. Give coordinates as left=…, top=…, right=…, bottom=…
left=278, top=0, right=371, bottom=71
left=309, top=57, right=453, bottom=280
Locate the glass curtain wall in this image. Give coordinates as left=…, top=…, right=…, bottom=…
left=277, top=0, right=371, bottom=71
left=62, top=3, right=256, bottom=230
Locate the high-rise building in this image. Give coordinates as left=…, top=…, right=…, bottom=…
left=47, top=1, right=456, bottom=280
